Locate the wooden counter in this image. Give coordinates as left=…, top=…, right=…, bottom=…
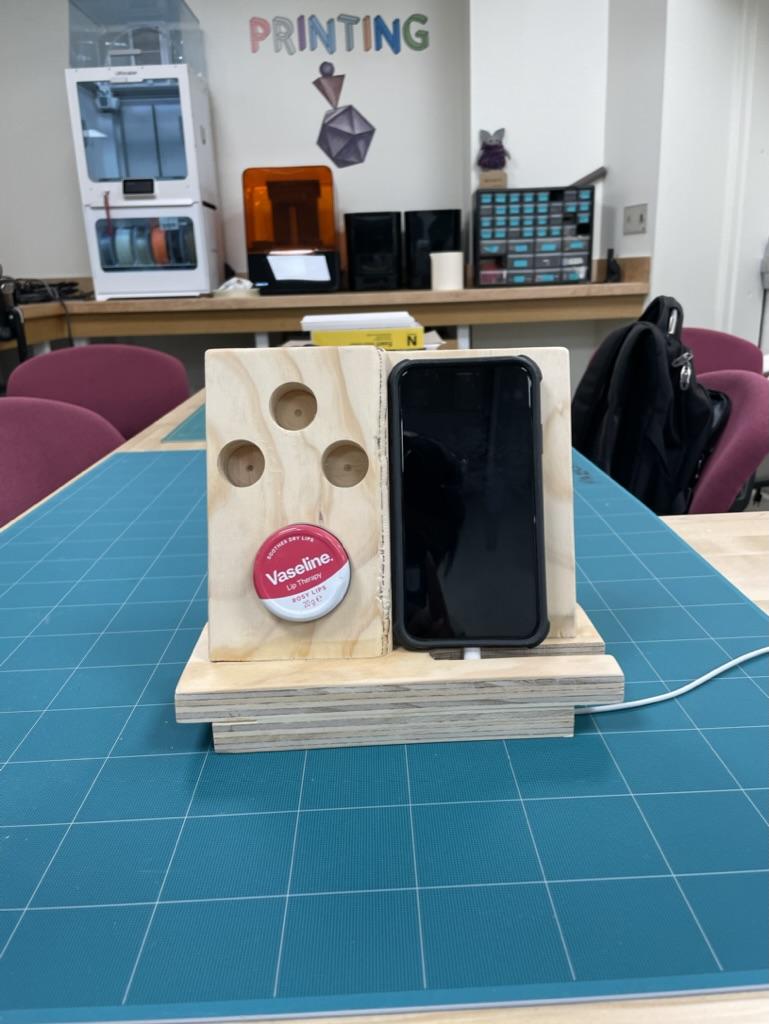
left=10, top=259, right=649, bottom=351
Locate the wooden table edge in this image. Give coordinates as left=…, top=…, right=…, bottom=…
left=120, top=388, right=206, bottom=452
left=227, top=991, right=769, bottom=1024
left=662, top=511, right=769, bottom=611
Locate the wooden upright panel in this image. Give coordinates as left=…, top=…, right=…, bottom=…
left=206, top=346, right=390, bottom=661
left=387, top=348, right=576, bottom=637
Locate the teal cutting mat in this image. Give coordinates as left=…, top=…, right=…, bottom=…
left=162, top=406, right=205, bottom=443
left=0, top=450, right=766, bottom=1023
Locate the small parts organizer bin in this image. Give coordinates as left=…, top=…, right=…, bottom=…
left=475, top=186, right=594, bottom=288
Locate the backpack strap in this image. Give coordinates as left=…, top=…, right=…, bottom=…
left=640, top=295, right=684, bottom=340
left=571, top=322, right=628, bottom=450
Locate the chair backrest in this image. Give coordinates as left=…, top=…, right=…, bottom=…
left=0, top=397, right=124, bottom=527
left=7, top=344, right=190, bottom=439
left=689, top=369, right=769, bottom=514
left=682, top=327, right=763, bottom=376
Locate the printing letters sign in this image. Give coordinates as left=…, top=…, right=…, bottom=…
left=249, top=14, right=430, bottom=55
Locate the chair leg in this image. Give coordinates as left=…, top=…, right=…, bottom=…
left=729, top=474, right=755, bottom=513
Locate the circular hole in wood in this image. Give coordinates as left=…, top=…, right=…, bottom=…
left=218, top=439, right=265, bottom=487
left=270, top=383, right=317, bottom=430
left=322, top=440, right=369, bottom=488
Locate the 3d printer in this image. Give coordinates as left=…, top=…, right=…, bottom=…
left=242, top=166, right=340, bottom=294
left=65, top=0, right=223, bottom=299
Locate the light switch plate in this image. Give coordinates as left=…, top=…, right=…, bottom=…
left=623, top=203, right=648, bottom=235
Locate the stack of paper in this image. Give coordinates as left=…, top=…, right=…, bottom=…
left=300, top=311, right=425, bottom=350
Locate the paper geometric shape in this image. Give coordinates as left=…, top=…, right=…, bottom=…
left=317, top=104, right=375, bottom=168
left=313, top=62, right=345, bottom=108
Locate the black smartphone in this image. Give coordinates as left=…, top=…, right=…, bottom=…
left=389, top=356, right=548, bottom=649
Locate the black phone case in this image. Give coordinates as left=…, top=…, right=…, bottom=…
left=388, top=355, right=549, bottom=650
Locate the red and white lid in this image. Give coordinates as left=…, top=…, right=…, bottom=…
left=253, top=524, right=350, bottom=622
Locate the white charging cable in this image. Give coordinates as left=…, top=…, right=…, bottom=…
left=576, top=646, right=768, bottom=715
left=458, top=645, right=767, bottom=716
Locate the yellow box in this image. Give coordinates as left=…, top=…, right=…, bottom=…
left=311, top=327, right=425, bottom=350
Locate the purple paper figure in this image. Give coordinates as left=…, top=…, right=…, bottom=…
left=314, top=62, right=375, bottom=168
left=477, top=128, right=510, bottom=171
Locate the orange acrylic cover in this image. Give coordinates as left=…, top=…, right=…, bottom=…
left=242, top=166, right=337, bottom=253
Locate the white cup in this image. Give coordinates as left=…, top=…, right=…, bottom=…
left=430, top=251, right=464, bottom=291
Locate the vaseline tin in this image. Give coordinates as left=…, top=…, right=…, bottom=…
left=253, top=524, right=350, bottom=622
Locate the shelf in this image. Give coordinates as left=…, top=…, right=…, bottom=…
left=11, top=258, right=650, bottom=349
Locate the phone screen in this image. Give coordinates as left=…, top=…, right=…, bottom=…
left=392, top=358, right=544, bottom=645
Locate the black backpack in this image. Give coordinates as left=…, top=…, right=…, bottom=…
left=572, top=296, right=730, bottom=515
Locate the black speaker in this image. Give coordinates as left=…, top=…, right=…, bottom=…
left=405, top=209, right=462, bottom=289
left=345, top=212, right=402, bottom=291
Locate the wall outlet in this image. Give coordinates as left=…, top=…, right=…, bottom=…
left=623, top=203, right=648, bottom=235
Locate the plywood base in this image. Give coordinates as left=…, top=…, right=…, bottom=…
left=212, top=707, right=576, bottom=752
left=175, top=607, right=623, bottom=753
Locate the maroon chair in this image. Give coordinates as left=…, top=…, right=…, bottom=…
left=682, top=327, right=763, bottom=375
left=0, top=397, right=123, bottom=526
left=7, top=344, right=189, bottom=440
left=689, top=370, right=769, bottom=514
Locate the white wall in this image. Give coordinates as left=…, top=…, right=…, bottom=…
left=468, top=0, right=610, bottom=388
left=195, top=0, right=470, bottom=272
left=651, top=0, right=769, bottom=340
left=0, top=0, right=89, bottom=277
left=2, top=0, right=766, bottom=360
left=0, top=1, right=470, bottom=278
left=469, top=0, right=609, bottom=189
left=601, top=0, right=667, bottom=257
left=721, top=0, right=769, bottom=344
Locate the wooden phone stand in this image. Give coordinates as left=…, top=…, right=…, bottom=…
left=175, top=346, right=623, bottom=752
